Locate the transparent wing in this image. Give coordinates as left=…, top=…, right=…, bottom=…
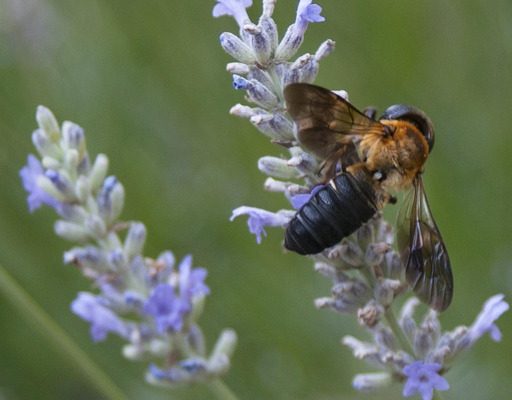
left=284, top=83, right=386, bottom=163
left=397, top=176, right=453, bottom=311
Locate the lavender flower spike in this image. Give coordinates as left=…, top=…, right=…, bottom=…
left=402, top=361, right=449, bottom=400
left=21, top=106, right=237, bottom=388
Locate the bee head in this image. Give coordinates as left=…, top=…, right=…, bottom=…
left=380, top=105, right=435, bottom=153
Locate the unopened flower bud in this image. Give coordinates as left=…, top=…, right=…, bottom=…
left=352, top=372, right=391, bottom=392
left=358, top=300, right=383, bottom=328
left=89, top=154, right=109, bottom=192
left=219, top=32, right=256, bottom=64
left=258, top=156, right=300, bottom=179
left=55, top=220, right=90, bottom=242
left=36, top=105, right=60, bottom=142
left=124, top=222, right=147, bottom=260
left=245, top=23, right=272, bottom=64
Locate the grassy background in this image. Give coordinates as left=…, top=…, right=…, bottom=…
left=1, top=0, right=511, bottom=399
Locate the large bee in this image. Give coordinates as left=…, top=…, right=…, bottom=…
left=283, top=83, right=453, bottom=312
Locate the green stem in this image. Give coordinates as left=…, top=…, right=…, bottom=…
left=0, top=264, right=127, bottom=400
left=360, top=264, right=416, bottom=357
left=384, top=307, right=415, bottom=357
left=208, top=379, right=240, bottom=400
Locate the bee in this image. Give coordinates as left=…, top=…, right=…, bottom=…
left=283, top=83, right=453, bottom=312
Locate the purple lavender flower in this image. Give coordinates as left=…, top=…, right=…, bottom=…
left=230, top=206, right=293, bottom=244
left=466, top=294, right=509, bottom=344
left=71, top=292, right=131, bottom=342
left=296, top=0, right=325, bottom=25
left=212, top=0, right=252, bottom=27
left=289, top=185, right=324, bottom=209
left=143, top=283, right=186, bottom=334
left=19, top=155, right=62, bottom=212
left=402, top=361, right=449, bottom=400
left=178, top=255, right=210, bottom=300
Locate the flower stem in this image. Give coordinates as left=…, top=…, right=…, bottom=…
left=208, top=379, right=240, bottom=400
left=0, top=263, right=127, bottom=400
left=384, top=307, right=415, bottom=357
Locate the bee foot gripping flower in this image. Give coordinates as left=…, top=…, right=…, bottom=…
left=20, top=106, right=237, bottom=387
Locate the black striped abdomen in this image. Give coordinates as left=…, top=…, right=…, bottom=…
left=284, top=172, right=378, bottom=255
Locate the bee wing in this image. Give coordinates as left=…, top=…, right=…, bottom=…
left=397, top=176, right=453, bottom=312
left=284, top=83, right=386, bottom=162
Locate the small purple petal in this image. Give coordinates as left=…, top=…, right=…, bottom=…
left=289, top=185, right=324, bottom=209
left=297, top=1, right=325, bottom=23
left=230, top=206, right=291, bottom=244
left=19, top=155, right=62, bottom=212
left=212, top=0, right=252, bottom=27
left=467, top=294, right=509, bottom=344
left=232, top=74, right=250, bottom=90
left=178, top=255, right=210, bottom=300
left=143, top=283, right=185, bottom=333
left=402, top=361, right=449, bottom=400
left=71, top=292, right=130, bottom=342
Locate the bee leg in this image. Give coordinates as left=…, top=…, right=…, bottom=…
left=363, top=106, right=378, bottom=120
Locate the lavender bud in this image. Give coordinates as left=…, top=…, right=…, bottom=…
left=263, top=177, right=288, bottom=193
left=262, top=0, right=276, bottom=18
left=64, top=246, right=108, bottom=272
left=64, top=149, right=80, bottom=172
left=374, top=278, right=401, bottom=307
left=55, top=220, right=91, bottom=242
left=226, top=62, right=250, bottom=75
left=245, top=23, right=272, bottom=65
left=342, top=336, right=379, bottom=361
left=89, top=154, right=109, bottom=192
left=353, top=372, right=391, bottom=392
left=373, top=326, right=398, bottom=351
left=208, top=329, right=237, bottom=374
left=45, top=170, right=74, bottom=199
left=108, top=249, right=126, bottom=272
left=414, top=328, right=434, bottom=359
left=62, top=121, right=85, bottom=153
left=275, top=24, right=304, bottom=61
left=258, top=156, right=300, bottom=179
left=330, top=241, right=364, bottom=267
left=229, top=103, right=264, bottom=119
left=32, top=129, right=60, bottom=158
left=259, top=16, right=278, bottom=52
left=85, top=214, right=107, bottom=238
left=219, top=32, right=256, bottom=64
left=36, top=174, right=67, bottom=202
left=41, top=156, right=60, bottom=170
left=284, top=53, right=318, bottom=85
left=244, top=79, right=279, bottom=109
left=314, top=39, right=336, bottom=61
left=75, top=176, right=90, bottom=203
left=358, top=300, right=383, bottom=328
left=98, top=176, right=125, bottom=224
left=364, top=242, right=390, bottom=266
left=250, top=112, right=294, bottom=139
left=124, top=223, right=147, bottom=260
left=36, top=105, right=60, bottom=142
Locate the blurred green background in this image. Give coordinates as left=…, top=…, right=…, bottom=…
left=1, top=0, right=511, bottom=399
